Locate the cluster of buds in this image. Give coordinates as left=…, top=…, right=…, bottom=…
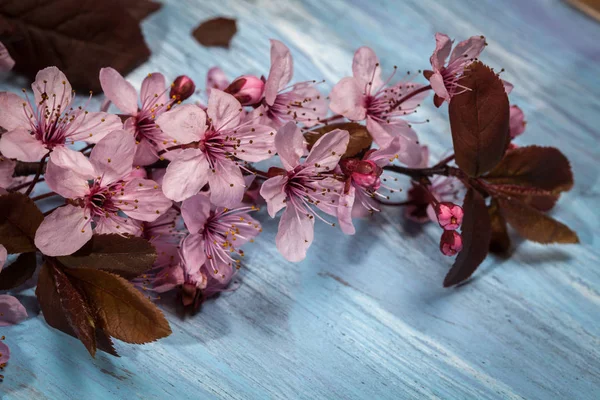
left=435, top=202, right=464, bottom=256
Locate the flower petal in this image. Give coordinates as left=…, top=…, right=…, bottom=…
left=94, top=215, right=143, bottom=236
left=162, top=149, right=209, bottom=201
left=34, top=205, right=92, bottom=256
left=0, top=340, right=9, bottom=364
left=0, top=127, right=48, bottom=162
left=0, top=157, right=16, bottom=189
left=64, top=111, right=123, bottom=144
left=116, top=178, right=172, bottom=222
left=207, top=89, right=242, bottom=131
left=260, top=175, right=288, bottom=218
left=329, top=77, right=367, bottom=121
left=230, top=124, right=276, bottom=162
left=428, top=71, right=449, bottom=101
left=430, top=33, right=452, bottom=71
left=32, top=67, right=72, bottom=112
left=449, top=35, right=486, bottom=64
left=0, top=295, right=27, bottom=326
left=0, top=42, right=15, bottom=72
left=368, top=136, right=402, bottom=167
left=0, top=244, right=6, bottom=271
left=352, top=46, right=382, bottom=91
left=207, top=160, right=245, bottom=208
left=140, top=72, right=168, bottom=110
left=181, top=193, right=211, bottom=233
left=156, top=104, right=206, bottom=144
left=275, top=206, right=314, bottom=262
left=45, top=158, right=91, bottom=199
left=366, top=117, right=422, bottom=167
left=305, top=128, right=349, bottom=171
left=181, top=233, right=206, bottom=277
left=50, top=145, right=96, bottom=177
left=134, top=138, right=160, bottom=166
left=264, top=39, right=293, bottom=105
left=0, top=92, right=31, bottom=131
left=275, top=122, right=303, bottom=170
left=99, top=67, right=139, bottom=115
left=90, top=130, right=135, bottom=185
left=338, top=185, right=356, bottom=235
left=206, top=66, right=229, bottom=92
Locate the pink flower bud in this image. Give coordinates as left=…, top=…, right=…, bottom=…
left=224, top=75, right=265, bottom=106
left=340, top=158, right=382, bottom=190
left=509, top=105, right=526, bottom=139
left=440, top=230, right=463, bottom=256
left=435, top=202, right=463, bottom=230
left=170, top=75, right=196, bottom=102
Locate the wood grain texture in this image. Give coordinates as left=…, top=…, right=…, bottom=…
left=1, top=0, right=600, bottom=398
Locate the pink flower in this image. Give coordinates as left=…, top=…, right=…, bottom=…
left=156, top=89, right=276, bottom=206
left=329, top=47, right=425, bottom=165
left=224, top=75, right=265, bottom=106
left=100, top=68, right=177, bottom=166
left=0, top=42, right=15, bottom=72
left=260, top=122, right=349, bottom=261
left=34, top=131, right=172, bottom=256
left=133, top=209, right=186, bottom=295
left=0, top=67, right=122, bottom=164
left=261, top=40, right=327, bottom=127
left=0, top=244, right=6, bottom=271
left=440, top=230, right=463, bottom=256
left=0, top=154, right=16, bottom=189
left=206, top=67, right=230, bottom=93
left=435, top=202, right=464, bottom=230
left=180, top=193, right=260, bottom=282
left=337, top=137, right=403, bottom=234
left=509, top=105, right=526, bottom=139
left=426, top=33, right=486, bottom=105
left=0, top=294, right=27, bottom=366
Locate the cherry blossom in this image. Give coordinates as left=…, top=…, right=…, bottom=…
left=260, top=122, right=349, bottom=262
left=509, top=105, right=526, bottom=139
left=0, top=67, right=121, bottom=164
left=329, top=47, right=425, bottom=165
left=435, top=202, right=464, bottom=230
left=34, top=131, right=172, bottom=256
left=0, top=42, right=14, bottom=72
left=440, top=230, right=463, bottom=256
left=0, top=294, right=28, bottom=366
left=425, top=33, right=486, bottom=105
left=156, top=89, right=276, bottom=206
left=260, top=40, right=327, bottom=127
left=100, top=68, right=178, bottom=166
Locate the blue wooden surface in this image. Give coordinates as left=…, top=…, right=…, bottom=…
left=2, top=0, right=600, bottom=398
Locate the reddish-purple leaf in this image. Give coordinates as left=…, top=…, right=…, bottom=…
left=444, top=188, right=491, bottom=287
left=490, top=184, right=559, bottom=212
left=66, top=268, right=172, bottom=344
left=307, top=123, right=372, bottom=159
left=50, top=262, right=97, bottom=357
left=449, top=61, right=510, bottom=177
left=497, top=197, right=579, bottom=244
left=488, top=200, right=510, bottom=254
left=0, top=252, right=37, bottom=290
left=58, top=234, right=157, bottom=279
left=485, top=146, right=573, bottom=193
left=192, top=17, right=237, bottom=48
left=0, top=0, right=151, bottom=92
left=119, top=0, right=161, bottom=22
left=0, top=193, right=44, bottom=253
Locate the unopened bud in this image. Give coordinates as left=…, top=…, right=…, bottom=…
left=170, top=75, right=196, bottom=102
left=340, top=158, right=382, bottom=190
left=224, top=75, right=265, bottom=106
left=509, top=105, right=526, bottom=139
left=435, top=202, right=463, bottom=230
left=440, top=230, right=463, bottom=256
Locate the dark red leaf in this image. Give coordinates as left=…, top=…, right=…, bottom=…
left=306, top=122, right=373, bottom=159
left=58, top=234, right=156, bottom=279
left=444, top=188, right=491, bottom=287
left=66, top=268, right=172, bottom=344
left=490, top=184, right=559, bottom=212
left=192, top=17, right=237, bottom=48
left=497, top=197, right=579, bottom=244
left=50, top=262, right=97, bottom=357
left=488, top=200, right=510, bottom=254
left=119, top=0, right=161, bottom=22
left=485, top=146, right=573, bottom=193
left=449, top=61, right=510, bottom=177
left=0, top=0, right=151, bottom=92
left=0, top=252, right=37, bottom=290
left=0, top=193, right=44, bottom=253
